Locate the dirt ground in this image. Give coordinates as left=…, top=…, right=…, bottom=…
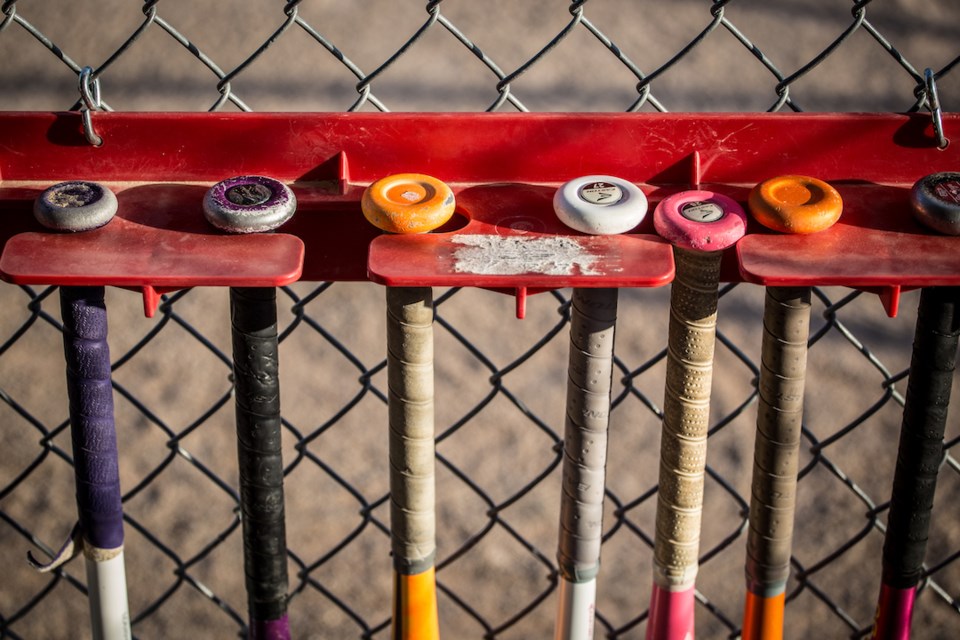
left=1, top=2, right=959, bottom=639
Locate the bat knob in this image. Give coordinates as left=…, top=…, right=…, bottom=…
left=748, top=175, right=842, bottom=234
left=34, top=181, right=118, bottom=232
left=910, top=171, right=960, bottom=235
left=361, top=173, right=455, bottom=234
left=654, top=190, right=746, bottom=252
left=203, top=175, right=296, bottom=234
left=553, top=175, right=648, bottom=235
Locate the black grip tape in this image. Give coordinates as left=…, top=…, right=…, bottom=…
left=883, top=286, right=960, bottom=589
left=230, top=287, right=289, bottom=621
left=60, top=286, right=124, bottom=551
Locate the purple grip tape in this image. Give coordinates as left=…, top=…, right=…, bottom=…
left=61, top=286, right=124, bottom=551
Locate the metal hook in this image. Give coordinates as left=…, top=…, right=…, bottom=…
left=924, top=68, right=948, bottom=150
left=78, top=67, right=103, bottom=147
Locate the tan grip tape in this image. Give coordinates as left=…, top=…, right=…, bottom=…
left=558, top=288, right=618, bottom=582
left=746, top=286, right=810, bottom=594
left=386, top=287, right=436, bottom=574
left=653, top=248, right=722, bottom=590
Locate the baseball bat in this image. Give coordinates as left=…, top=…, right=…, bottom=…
left=647, top=190, right=746, bottom=640
left=552, top=176, right=648, bottom=639
left=30, top=181, right=132, bottom=640
left=204, top=175, right=297, bottom=639
left=742, top=175, right=843, bottom=639
left=871, top=172, right=960, bottom=639
left=362, top=173, right=457, bottom=640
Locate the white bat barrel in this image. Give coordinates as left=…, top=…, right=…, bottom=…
left=86, top=552, right=131, bottom=640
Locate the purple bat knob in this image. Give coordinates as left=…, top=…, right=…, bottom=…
left=204, top=175, right=296, bottom=234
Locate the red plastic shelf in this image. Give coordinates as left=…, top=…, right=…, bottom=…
left=737, top=183, right=960, bottom=315
left=367, top=183, right=674, bottom=317
left=369, top=182, right=668, bottom=286
left=0, top=111, right=957, bottom=317
left=0, top=182, right=303, bottom=316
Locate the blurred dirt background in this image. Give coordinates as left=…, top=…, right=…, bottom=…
left=0, top=1, right=959, bottom=639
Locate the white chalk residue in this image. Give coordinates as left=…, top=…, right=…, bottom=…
left=452, top=235, right=601, bottom=276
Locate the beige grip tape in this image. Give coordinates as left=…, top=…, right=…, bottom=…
left=386, top=286, right=436, bottom=574
left=653, top=248, right=722, bottom=591
left=84, top=541, right=124, bottom=563
left=746, top=286, right=810, bottom=593
left=558, top=288, right=618, bottom=582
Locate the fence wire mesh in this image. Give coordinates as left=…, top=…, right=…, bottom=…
left=1, top=1, right=959, bottom=638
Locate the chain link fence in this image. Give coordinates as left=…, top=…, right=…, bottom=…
left=1, top=1, right=958, bottom=638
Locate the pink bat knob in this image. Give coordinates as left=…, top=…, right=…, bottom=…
left=654, top=190, right=746, bottom=252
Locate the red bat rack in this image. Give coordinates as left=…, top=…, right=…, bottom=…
left=0, top=111, right=956, bottom=317
left=0, top=183, right=304, bottom=316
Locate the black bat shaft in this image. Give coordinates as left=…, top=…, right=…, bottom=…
left=883, top=286, right=960, bottom=588
left=230, top=286, right=289, bottom=624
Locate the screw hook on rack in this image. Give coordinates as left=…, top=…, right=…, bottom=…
left=924, top=68, right=949, bottom=150
left=78, top=66, right=103, bottom=147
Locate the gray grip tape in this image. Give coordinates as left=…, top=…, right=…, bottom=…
left=746, top=286, right=810, bottom=594
left=386, top=287, right=436, bottom=575
left=558, top=288, right=618, bottom=583
left=653, top=248, right=721, bottom=590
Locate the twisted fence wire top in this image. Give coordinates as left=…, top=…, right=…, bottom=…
left=1, top=1, right=959, bottom=639
left=0, top=1, right=957, bottom=113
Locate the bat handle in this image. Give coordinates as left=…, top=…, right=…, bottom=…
left=556, top=288, right=618, bottom=640
left=60, top=286, right=131, bottom=640
left=230, top=287, right=290, bottom=639
left=387, top=286, right=440, bottom=640
left=872, top=286, right=960, bottom=639
left=648, top=247, right=724, bottom=640
left=742, top=286, right=811, bottom=640
left=61, top=286, right=124, bottom=550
